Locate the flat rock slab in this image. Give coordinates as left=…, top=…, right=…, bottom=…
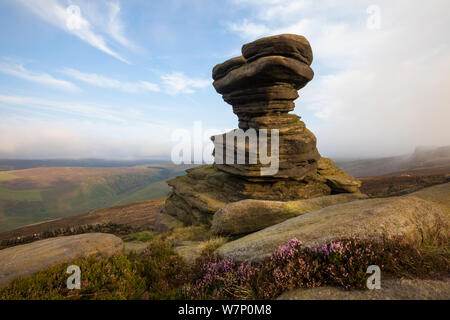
left=217, top=183, right=450, bottom=262
left=211, top=193, right=368, bottom=236
left=0, top=233, right=123, bottom=287
left=408, top=181, right=450, bottom=212
left=278, top=278, right=450, bottom=300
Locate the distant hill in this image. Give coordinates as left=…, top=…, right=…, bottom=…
left=335, top=145, right=450, bottom=177
left=0, top=159, right=171, bottom=171
left=1, top=146, right=448, bottom=232
left=0, top=163, right=193, bottom=232
left=334, top=146, right=450, bottom=198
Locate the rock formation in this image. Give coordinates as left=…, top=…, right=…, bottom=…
left=216, top=183, right=450, bottom=262
left=159, top=34, right=361, bottom=227
left=211, top=193, right=368, bottom=236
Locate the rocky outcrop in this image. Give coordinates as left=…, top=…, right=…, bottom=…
left=211, top=193, right=368, bottom=236
left=216, top=183, right=450, bottom=262
left=159, top=34, right=361, bottom=227
left=0, top=233, right=123, bottom=287
left=212, top=34, right=317, bottom=180
left=278, top=278, right=450, bottom=300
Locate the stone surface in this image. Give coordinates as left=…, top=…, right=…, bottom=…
left=216, top=183, right=450, bottom=262
left=211, top=34, right=319, bottom=180
left=162, top=160, right=362, bottom=226
left=162, top=34, right=361, bottom=226
left=0, top=233, right=123, bottom=287
left=173, top=241, right=203, bottom=264
left=154, top=209, right=184, bottom=233
left=407, top=182, right=450, bottom=212
left=242, top=34, right=313, bottom=65
left=211, top=193, right=368, bottom=236
left=277, top=278, right=450, bottom=300
left=317, top=157, right=362, bottom=193
left=213, top=55, right=314, bottom=95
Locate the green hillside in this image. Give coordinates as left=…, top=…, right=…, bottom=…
left=0, top=164, right=191, bottom=232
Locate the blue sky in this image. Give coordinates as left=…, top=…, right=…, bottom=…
left=1, top=0, right=449, bottom=160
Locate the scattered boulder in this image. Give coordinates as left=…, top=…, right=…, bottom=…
left=217, top=183, right=450, bottom=262
left=0, top=233, right=123, bottom=287
left=211, top=193, right=368, bottom=236
left=278, top=278, right=450, bottom=300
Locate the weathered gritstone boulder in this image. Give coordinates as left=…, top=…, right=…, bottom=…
left=212, top=37, right=317, bottom=180
left=406, top=182, right=450, bottom=212
left=277, top=278, right=450, bottom=300
left=0, top=233, right=123, bottom=287
left=317, top=158, right=361, bottom=193
left=161, top=158, right=360, bottom=226
left=216, top=183, right=450, bottom=262
left=211, top=193, right=368, bottom=236
left=160, top=34, right=360, bottom=227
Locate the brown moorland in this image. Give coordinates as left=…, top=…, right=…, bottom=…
left=0, top=198, right=164, bottom=249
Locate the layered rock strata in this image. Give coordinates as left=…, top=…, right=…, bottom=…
left=212, top=34, right=317, bottom=180
left=160, top=34, right=361, bottom=226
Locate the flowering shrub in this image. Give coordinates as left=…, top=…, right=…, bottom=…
left=1, top=236, right=447, bottom=300
left=134, top=241, right=189, bottom=299
left=184, top=237, right=449, bottom=300
left=185, top=257, right=258, bottom=299
left=0, top=255, right=146, bottom=300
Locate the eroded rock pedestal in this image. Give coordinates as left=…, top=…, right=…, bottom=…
left=159, top=34, right=361, bottom=227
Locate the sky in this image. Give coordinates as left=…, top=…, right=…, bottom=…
left=0, top=0, right=449, bottom=160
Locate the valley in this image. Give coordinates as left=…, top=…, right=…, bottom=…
left=0, top=163, right=192, bottom=231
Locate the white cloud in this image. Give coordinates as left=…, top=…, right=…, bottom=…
left=161, top=72, right=211, bottom=94
left=0, top=93, right=127, bottom=122
left=227, top=19, right=271, bottom=39
left=227, top=0, right=450, bottom=157
left=60, top=68, right=160, bottom=93
left=61, top=68, right=211, bottom=95
left=15, top=0, right=130, bottom=63
left=0, top=60, right=79, bottom=91
left=106, top=1, right=137, bottom=51
left=231, top=0, right=311, bottom=22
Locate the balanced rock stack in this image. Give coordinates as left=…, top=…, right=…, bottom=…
left=158, top=34, right=361, bottom=228
left=212, top=34, right=317, bottom=180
